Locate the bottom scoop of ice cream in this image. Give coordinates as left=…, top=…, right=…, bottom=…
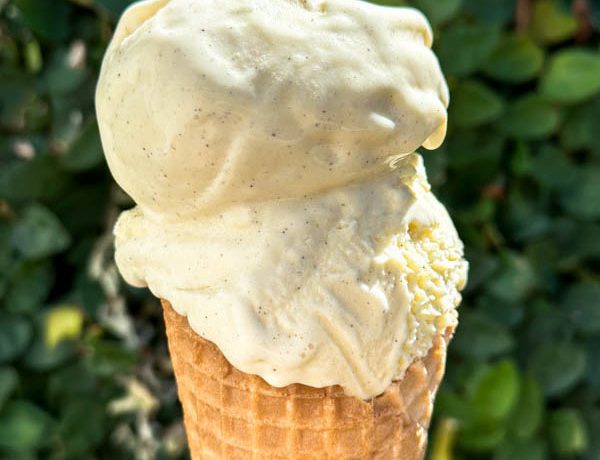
left=114, top=154, right=467, bottom=399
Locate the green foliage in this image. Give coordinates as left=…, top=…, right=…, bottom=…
left=562, top=282, right=600, bottom=335
left=0, top=1, right=182, bottom=457
left=12, top=204, right=71, bottom=259
left=493, top=439, right=547, bottom=460
left=420, top=0, right=600, bottom=458
left=45, top=305, right=84, bottom=347
left=12, top=0, right=71, bottom=42
left=529, top=342, right=587, bottom=397
left=452, top=311, right=514, bottom=359
left=0, top=400, right=53, bottom=453
left=508, top=376, right=544, bottom=439
left=498, top=95, right=560, bottom=139
left=548, top=409, right=588, bottom=456
left=411, top=0, right=462, bottom=26
left=60, top=120, right=104, bottom=172
left=437, top=25, right=501, bottom=77
left=0, top=367, right=19, bottom=410
left=0, top=0, right=598, bottom=459
left=5, top=260, right=54, bottom=313
left=0, top=314, right=33, bottom=363
left=451, top=80, right=505, bottom=128
left=540, top=50, right=600, bottom=103
left=483, top=35, right=545, bottom=83
left=470, top=360, right=519, bottom=421
left=530, top=0, right=578, bottom=44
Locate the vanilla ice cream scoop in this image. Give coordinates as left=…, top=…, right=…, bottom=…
left=96, top=0, right=448, bottom=218
left=97, top=0, right=467, bottom=399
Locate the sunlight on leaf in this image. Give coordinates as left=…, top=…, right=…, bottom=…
left=45, top=305, right=84, bottom=348
left=429, top=418, right=458, bottom=460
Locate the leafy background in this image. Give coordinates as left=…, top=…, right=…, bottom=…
left=0, top=0, right=599, bottom=458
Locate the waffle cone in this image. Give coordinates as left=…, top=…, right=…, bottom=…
left=162, top=300, right=453, bottom=459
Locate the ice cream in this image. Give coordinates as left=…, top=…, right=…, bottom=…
left=96, top=0, right=467, bottom=400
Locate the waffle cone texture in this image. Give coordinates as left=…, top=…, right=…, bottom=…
left=162, top=300, right=453, bottom=460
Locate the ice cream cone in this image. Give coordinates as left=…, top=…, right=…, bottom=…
left=162, top=300, right=453, bottom=460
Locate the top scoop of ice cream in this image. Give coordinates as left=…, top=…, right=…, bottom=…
left=96, top=0, right=467, bottom=399
left=96, top=0, right=449, bottom=218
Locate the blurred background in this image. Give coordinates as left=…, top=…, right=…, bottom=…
left=0, top=0, right=599, bottom=458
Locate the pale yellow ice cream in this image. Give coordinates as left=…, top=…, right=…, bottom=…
left=96, top=0, right=467, bottom=399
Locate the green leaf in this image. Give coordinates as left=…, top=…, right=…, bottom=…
left=0, top=367, right=18, bottom=411
left=445, top=130, right=505, bottom=200
left=0, top=400, right=53, bottom=452
left=53, top=185, right=109, bottom=236
left=584, top=410, right=600, bottom=460
left=436, top=391, right=475, bottom=425
left=477, top=293, right=525, bottom=328
left=540, top=50, right=600, bottom=104
left=46, top=363, right=97, bottom=407
left=462, top=248, right=498, bottom=293
left=503, top=188, right=551, bottom=243
left=45, top=305, right=84, bottom=348
left=22, top=316, right=77, bottom=372
left=586, top=340, right=600, bottom=390
left=59, top=119, right=103, bottom=171
left=454, top=199, right=494, bottom=224
left=57, top=399, right=106, bottom=456
left=411, top=0, right=462, bottom=26
left=548, top=409, right=588, bottom=456
left=0, top=227, right=12, bottom=299
left=84, top=340, right=137, bottom=377
left=556, top=222, right=600, bottom=268
left=559, top=167, right=600, bottom=220
left=484, top=35, right=544, bottom=83
left=451, top=80, right=504, bottom=128
left=497, top=95, right=560, bottom=139
left=422, top=149, right=448, bottom=187
left=0, top=35, right=19, bottom=66
left=5, top=260, right=53, bottom=313
left=429, top=418, right=458, bottom=460
left=436, top=25, right=500, bottom=77
left=561, top=99, right=600, bottom=151
left=508, top=376, right=543, bottom=439
left=487, top=252, right=536, bottom=303
left=73, top=273, right=105, bottom=317
left=367, top=0, right=405, bottom=4
left=459, top=419, right=507, bottom=453
left=41, top=48, right=88, bottom=96
left=13, top=0, right=71, bottom=42
left=530, top=0, right=578, bottom=45
left=23, top=39, right=42, bottom=74
left=11, top=204, right=71, bottom=260
left=562, top=282, right=600, bottom=335
left=463, top=0, right=516, bottom=26
left=525, top=300, right=569, bottom=344
left=470, top=360, right=519, bottom=421
left=493, top=439, right=546, bottom=460
left=592, top=1, right=600, bottom=31
left=0, top=73, right=38, bottom=131
left=525, top=144, right=576, bottom=189
left=529, top=342, right=586, bottom=397
left=0, top=155, right=70, bottom=203
left=524, top=241, right=561, bottom=292
left=94, top=0, right=136, bottom=17
left=452, top=311, right=514, bottom=359
left=0, top=314, right=32, bottom=364
left=446, top=130, right=506, bottom=171
left=509, top=141, right=531, bottom=176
